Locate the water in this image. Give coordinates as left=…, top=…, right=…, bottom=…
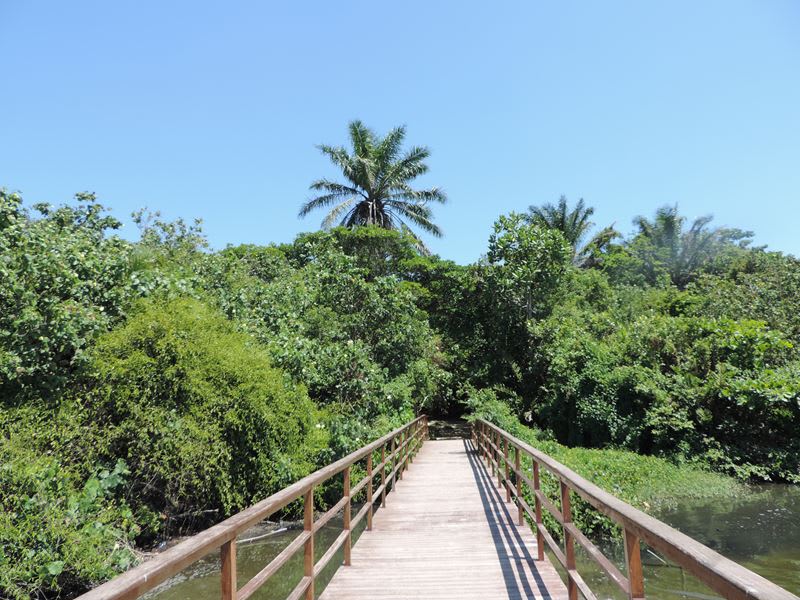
left=149, top=487, right=800, bottom=599
left=562, top=484, right=800, bottom=599
left=655, top=484, right=800, bottom=596
left=147, top=511, right=367, bottom=600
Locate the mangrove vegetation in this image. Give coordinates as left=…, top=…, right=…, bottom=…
left=2, top=126, right=799, bottom=598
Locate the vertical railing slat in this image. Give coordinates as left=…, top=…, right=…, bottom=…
left=624, top=528, right=645, bottom=600
left=515, top=445, right=523, bottom=525
left=391, top=436, right=397, bottom=488
left=398, top=430, right=405, bottom=480
left=380, top=443, right=386, bottom=508
left=503, top=437, right=511, bottom=502
left=221, top=539, right=236, bottom=600
left=304, top=487, right=314, bottom=600
left=343, top=467, right=351, bottom=566
left=560, top=480, right=578, bottom=600
left=367, top=453, right=373, bottom=530
left=533, top=459, right=545, bottom=561
left=496, top=431, right=502, bottom=488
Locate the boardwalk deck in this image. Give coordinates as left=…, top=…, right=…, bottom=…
left=319, top=438, right=568, bottom=600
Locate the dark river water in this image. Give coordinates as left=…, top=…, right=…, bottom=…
left=148, top=486, right=799, bottom=599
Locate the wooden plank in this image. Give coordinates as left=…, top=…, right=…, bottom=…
left=286, top=577, right=311, bottom=600
left=319, top=439, right=568, bottom=600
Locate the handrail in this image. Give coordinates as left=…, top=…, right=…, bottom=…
left=473, top=419, right=798, bottom=600
left=77, top=415, right=429, bottom=600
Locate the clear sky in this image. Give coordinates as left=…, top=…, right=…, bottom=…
left=2, top=1, right=799, bottom=263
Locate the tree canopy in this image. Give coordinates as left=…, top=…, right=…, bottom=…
left=299, top=121, right=446, bottom=250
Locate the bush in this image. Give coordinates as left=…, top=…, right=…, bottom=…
left=76, top=297, right=327, bottom=540
left=0, top=191, right=132, bottom=405
left=0, top=424, right=138, bottom=600
left=198, top=234, right=446, bottom=418
left=526, top=279, right=800, bottom=481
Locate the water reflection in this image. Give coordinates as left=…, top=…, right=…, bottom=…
left=147, top=511, right=367, bottom=600
left=561, top=484, right=800, bottom=599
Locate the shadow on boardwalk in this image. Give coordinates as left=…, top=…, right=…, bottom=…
left=319, top=438, right=567, bottom=600
left=464, top=438, right=555, bottom=600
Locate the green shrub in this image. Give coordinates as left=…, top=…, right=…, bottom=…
left=0, top=191, right=132, bottom=405
left=77, top=297, right=327, bottom=540
left=0, top=427, right=138, bottom=600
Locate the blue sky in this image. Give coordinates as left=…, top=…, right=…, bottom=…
left=2, top=1, right=798, bottom=263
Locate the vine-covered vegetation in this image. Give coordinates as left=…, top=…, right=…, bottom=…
left=2, top=185, right=798, bottom=598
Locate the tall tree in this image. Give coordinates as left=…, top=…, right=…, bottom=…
left=631, top=204, right=753, bottom=287
left=527, top=196, right=617, bottom=267
left=299, top=121, right=446, bottom=250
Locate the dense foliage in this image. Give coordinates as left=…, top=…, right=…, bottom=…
left=1, top=186, right=798, bottom=598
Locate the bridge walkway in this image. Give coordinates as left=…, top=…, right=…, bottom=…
left=319, top=438, right=568, bottom=600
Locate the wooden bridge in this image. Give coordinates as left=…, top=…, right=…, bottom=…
left=79, top=416, right=798, bottom=600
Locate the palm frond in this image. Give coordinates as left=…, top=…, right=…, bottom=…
left=349, top=120, right=374, bottom=159
left=309, top=179, right=366, bottom=198
left=374, top=125, right=407, bottom=166
left=389, top=185, right=447, bottom=204
left=320, top=197, right=358, bottom=229
left=317, top=145, right=358, bottom=184
left=388, top=201, right=443, bottom=237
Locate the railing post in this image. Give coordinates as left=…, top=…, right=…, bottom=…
left=489, top=427, right=494, bottom=471
left=221, top=539, right=236, bottom=600
left=533, top=460, right=544, bottom=561
left=343, top=467, right=351, bottom=566
left=380, top=443, right=386, bottom=508
left=515, top=446, right=523, bottom=525
left=488, top=428, right=492, bottom=471
left=482, top=423, right=488, bottom=465
left=398, top=430, right=405, bottom=480
left=409, top=422, right=416, bottom=463
left=496, top=431, right=502, bottom=489
left=391, top=436, right=397, bottom=488
left=560, top=480, right=578, bottom=600
left=624, top=527, right=645, bottom=600
left=367, top=453, right=373, bottom=530
left=304, top=486, right=314, bottom=600
left=503, top=437, right=511, bottom=502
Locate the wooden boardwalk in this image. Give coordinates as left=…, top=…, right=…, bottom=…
left=78, top=417, right=798, bottom=600
left=319, top=438, right=568, bottom=600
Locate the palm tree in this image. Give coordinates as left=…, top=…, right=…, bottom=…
left=299, top=121, right=446, bottom=249
left=632, top=205, right=752, bottom=287
left=527, top=196, right=618, bottom=267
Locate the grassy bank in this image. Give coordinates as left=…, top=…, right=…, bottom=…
left=466, top=390, right=743, bottom=538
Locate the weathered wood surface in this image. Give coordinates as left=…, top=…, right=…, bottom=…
left=319, top=439, right=568, bottom=600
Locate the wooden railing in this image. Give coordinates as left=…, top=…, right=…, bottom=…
left=473, top=419, right=798, bottom=600
left=78, top=415, right=428, bottom=600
